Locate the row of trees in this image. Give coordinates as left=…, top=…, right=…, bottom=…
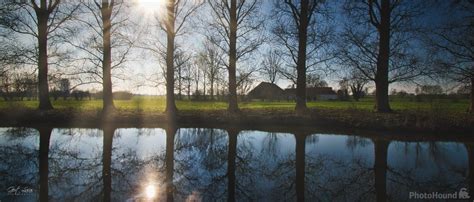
left=0, top=0, right=472, bottom=115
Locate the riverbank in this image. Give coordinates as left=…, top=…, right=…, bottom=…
left=0, top=108, right=472, bottom=134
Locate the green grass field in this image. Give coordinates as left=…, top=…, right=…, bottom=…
left=0, top=96, right=470, bottom=113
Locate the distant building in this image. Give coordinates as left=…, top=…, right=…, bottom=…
left=247, top=82, right=287, bottom=101
left=247, top=82, right=338, bottom=101
left=284, top=87, right=337, bottom=101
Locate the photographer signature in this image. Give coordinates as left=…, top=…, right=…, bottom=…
left=7, top=186, right=34, bottom=195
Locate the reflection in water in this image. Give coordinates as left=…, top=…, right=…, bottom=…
left=467, top=143, right=474, bottom=198
left=102, top=126, right=114, bottom=202
left=38, top=127, right=52, bottom=202
left=165, top=125, right=177, bottom=202
left=373, top=138, right=388, bottom=202
left=387, top=141, right=468, bottom=200
left=227, top=128, right=237, bottom=202
left=0, top=127, right=472, bottom=201
left=295, top=133, right=305, bottom=202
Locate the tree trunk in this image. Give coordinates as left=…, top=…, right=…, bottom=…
left=36, top=7, right=53, bottom=110
left=165, top=1, right=178, bottom=119
left=195, top=71, right=199, bottom=98
left=227, top=0, right=239, bottom=113
left=374, top=138, right=388, bottom=202
left=470, top=77, right=473, bottom=113
left=102, top=127, right=114, bottom=202
left=101, top=2, right=115, bottom=113
left=216, top=82, right=220, bottom=100
left=295, top=0, right=309, bottom=114
left=295, top=134, right=306, bottom=202
left=178, top=64, right=182, bottom=100
left=38, top=127, right=52, bottom=202
left=374, top=0, right=392, bottom=113
left=203, top=73, right=206, bottom=99
left=187, top=81, right=191, bottom=100
left=210, top=78, right=214, bottom=101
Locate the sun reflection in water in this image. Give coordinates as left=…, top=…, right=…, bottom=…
left=185, top=191, right=202, bottom=202
left=145, top=184, right=157, bottom=200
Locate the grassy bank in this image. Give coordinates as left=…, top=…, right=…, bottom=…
left=0, top=97, right=472, bottom=134
left=0, top=96, right=470, bottom=112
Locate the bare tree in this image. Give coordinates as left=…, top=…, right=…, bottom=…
left=237, top=68, right=256, bottom=96
left=195, top=50, right=208, bottom=99
left=191, top=58, right=203, bottom=98
left=181, top=59, right=193, bottom=99
left=100, top=0, right=117, bottom=112
left=174, top=49, right=191, bottom=100
left=306, top=73, right=328, bottom=88
left=427, top=2, right=474, bottom=112
left=63, top=0, right=137, bottom=112
left=273, top=0, right=332, bottom=114
left=163, top=0, right=179, bottom=117
left=138, top=0, right=202, bottom=118
left=0, top=0, right=79, bottom=110
left=0, top=40, right=24, bottom=100
left=199, top=40, right=224, bottom=100
left=207, top=0, right=264, bottom=113
left=348, top=71, right=369, bottom=101
left=260, top=50, right=282, bottom=84
left=349, top=79, right=368, bottom=101
left=338, top=0, right=426, bottom=112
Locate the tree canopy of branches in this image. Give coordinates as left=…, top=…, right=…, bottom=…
left=174, top=49, right=191, bottom=100
left=207, top=0, right=264, bottom=113
left=198, top=40, right=224, bottom=100
left=272, top=0, right=332, bottom=114
left=428, top=1, right=474, bottom=112
left=65, top=0, right=137, bottom=112
left=340, top=71, right=369, bottom=101
left=306, top=73, right=328, bottom=88
left=0, top=0, right=79, bottom=110
left=338, top=0, right=426, bottom=112
left=260, top=50, right=282, bottom=84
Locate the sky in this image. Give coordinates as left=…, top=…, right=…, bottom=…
left=1, top=0, right=464, bottom=95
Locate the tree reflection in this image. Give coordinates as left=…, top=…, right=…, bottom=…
left=261, top=132, right=280, bottom=158
left=1, top=127, right=473, bottom=201
left=373, top=138, right=389, bottom=201
left=38, top=127, right=52, bottom=202
left=165, top=124, right=177, bottom=202
left=227, top=128, right=238, bottom=202
left=102, top=126, right=114, bottom=202
left=0, top=128, right=40, bottom=201
left=295, top=133, right=306, bottom=202
left=233, top=131, right=297, bottom=201
left=387, top=141, right=468, bottom=200
left=171, top=128, right=228, bottom=201
left=465, top=143, right=474, bottom=199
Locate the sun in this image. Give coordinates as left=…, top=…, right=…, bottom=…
left=135, top=0, right=166, bottom=17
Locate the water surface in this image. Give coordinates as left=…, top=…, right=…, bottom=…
left=0, top=127, right=472, bottom=201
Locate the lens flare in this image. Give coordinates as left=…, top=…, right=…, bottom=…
left=145, top=184, right=156, bottom=199
left=135, top=0, right=165, bottom=16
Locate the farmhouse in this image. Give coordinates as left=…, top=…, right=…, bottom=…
left=247, top=82, right=287, bottom=101
left=247, top=82, right=338, bottom=101
left=284, top=87, right=337, bottom=101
